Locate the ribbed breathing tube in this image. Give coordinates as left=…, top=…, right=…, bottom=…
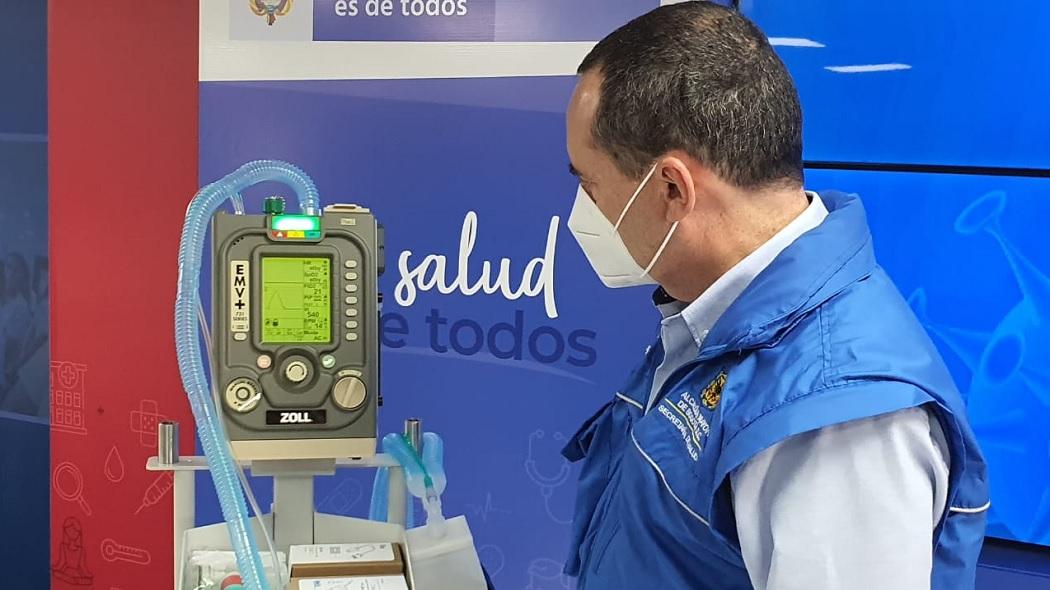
left=175, top=161, right=319, bottom=590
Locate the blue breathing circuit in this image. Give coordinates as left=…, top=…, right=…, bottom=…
left=176, top=161, right=319, bottom=590
left=371, top=432, right=449, bottom=537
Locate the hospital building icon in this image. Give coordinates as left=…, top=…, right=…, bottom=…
left=909, top=190, right=1050, bottom=545
left=50, top=361, right=88, bottom=435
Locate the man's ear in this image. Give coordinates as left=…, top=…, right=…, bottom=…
left=659, top=156, right=697, bottom=223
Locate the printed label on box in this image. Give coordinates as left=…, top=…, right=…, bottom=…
left=290, top=543, right=395, bottom=565
left=298, top=575, right=410, bottom=590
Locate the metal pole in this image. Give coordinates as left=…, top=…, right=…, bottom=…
left=405, top=418, right=422, bottom=452
left=173, top=469, right=195, bottom=590
left=387, top=465, right=407, bottom=527
left=158, top=421, right=179, bottom=466
left=273, top=474, right=316, bottom=553
left=395, top=419, right=422, bottom=528
left=158, top=421, right=180, bottom=589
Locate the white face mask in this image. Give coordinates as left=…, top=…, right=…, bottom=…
left=568, top=163, right=680, bottom=288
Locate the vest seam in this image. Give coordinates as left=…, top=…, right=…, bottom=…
left=819, top=306, right=831, bottom=389
left=615, top=392, right=644, bottom=410
left=722, top=379, right=916, bottom=453
left=630, top=431, right=748, bottom=567
left=630, top=430, right=711, bottom=527
left=948, top=501, right=991, bottom=514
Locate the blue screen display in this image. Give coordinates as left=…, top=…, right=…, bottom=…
left=748, top=1, right=1050, bottom=169
left=806, top=168, right=1050, bottom=546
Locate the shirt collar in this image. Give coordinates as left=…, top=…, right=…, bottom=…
left=655, top=191, right=829, bottom=347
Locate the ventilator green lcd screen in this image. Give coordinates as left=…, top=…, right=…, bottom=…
left=261, top=257, right=331, bottom=343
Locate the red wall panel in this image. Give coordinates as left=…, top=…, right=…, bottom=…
left=49, top=1, right=197, bottom=587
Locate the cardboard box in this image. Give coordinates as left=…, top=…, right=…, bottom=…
left=288, top=543, right=405, bottom=589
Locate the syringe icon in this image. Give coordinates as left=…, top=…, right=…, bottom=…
left=134, top=471, right=174, bottom=516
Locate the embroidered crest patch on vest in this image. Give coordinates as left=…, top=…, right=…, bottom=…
left=701, top=371, right=727, bottom=410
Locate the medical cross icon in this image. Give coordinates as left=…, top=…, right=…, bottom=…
left=130, top=399, right=167, bottom=447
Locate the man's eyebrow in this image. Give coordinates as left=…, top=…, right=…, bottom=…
left=568, top=162, right=581, bottom=178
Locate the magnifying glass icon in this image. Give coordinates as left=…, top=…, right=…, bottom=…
left=53, top=462, right=93, bottom=516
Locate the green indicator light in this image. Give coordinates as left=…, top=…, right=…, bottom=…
left=271, top=215, right=320, bottom=232
left=305, top=231, right=321, bottom=239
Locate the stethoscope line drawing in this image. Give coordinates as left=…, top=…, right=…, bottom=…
left=528, top=557, right=572, bottom=590
left=526, top=429, right=573, bottom=525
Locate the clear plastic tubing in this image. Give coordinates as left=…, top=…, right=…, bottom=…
left=175, top=160, right=319, bottom=590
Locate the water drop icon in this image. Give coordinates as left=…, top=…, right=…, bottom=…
left=104, top=446, right=125, bottom=484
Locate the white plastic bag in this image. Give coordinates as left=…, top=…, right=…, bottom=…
left=405, top=516, right=487, bottom=590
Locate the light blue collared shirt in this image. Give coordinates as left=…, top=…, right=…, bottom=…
left=648, top=192, right=829, bottom=411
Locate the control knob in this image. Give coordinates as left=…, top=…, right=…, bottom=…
left=332, top=376, right=367, bottom=411
left=224, top=379, right=261, bottom=413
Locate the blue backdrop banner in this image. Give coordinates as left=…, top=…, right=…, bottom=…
left=200, top=77, right=659, bottom=588
left=314, top=0, right=659, bottom=41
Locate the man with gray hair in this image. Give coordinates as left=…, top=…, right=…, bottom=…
left=561, top=2, right=988, bottom=588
